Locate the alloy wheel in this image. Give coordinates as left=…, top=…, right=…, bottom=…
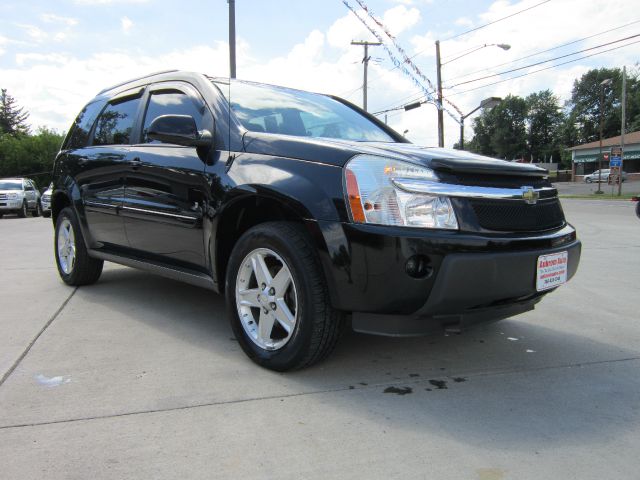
left=57, top=218, right=76, bottom=274
left=235, top=248, right=298, bottom=351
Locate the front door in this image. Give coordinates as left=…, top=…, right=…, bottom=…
left=123, top=83, right=213, bottom=271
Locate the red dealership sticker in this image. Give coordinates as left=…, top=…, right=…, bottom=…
left=536, top=251, right=568, bottom=292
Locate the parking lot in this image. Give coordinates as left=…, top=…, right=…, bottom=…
left=1, top=199, right=639, bottom=479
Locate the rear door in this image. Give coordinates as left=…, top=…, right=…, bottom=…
left=76, top=89, right=144, bottom=249
left=123, top=82, right=213, bottom=270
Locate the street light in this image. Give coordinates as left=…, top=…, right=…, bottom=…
left=459, top=97, right=502, bottom=150
left=596, top=77, right=613, bottom=194
left=435, top=42, right=511, bottom=147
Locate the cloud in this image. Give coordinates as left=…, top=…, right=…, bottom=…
left=41, top=13, right=79, bottom=26
left=121, top=16, right=134, bottom=33
left=16, top=24, right=48, bottom=42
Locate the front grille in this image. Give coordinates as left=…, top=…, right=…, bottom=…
left=470, top=198, right=565, bottom=232
left=0, top=194, right=7, bottom=200
left=42, top=194, right=51, bottom=201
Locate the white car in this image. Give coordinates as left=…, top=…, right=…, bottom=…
left=41, top=183, right=53, bottom=218
left=0, top=178, right=42, bottom=218
left=584, top=169, right=628, bottom=183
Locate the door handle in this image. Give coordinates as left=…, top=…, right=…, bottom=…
left=131, top=157, right=142, bottom=170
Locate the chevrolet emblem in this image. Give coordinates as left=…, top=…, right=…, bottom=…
left=521, top=186, right=539, bottom=205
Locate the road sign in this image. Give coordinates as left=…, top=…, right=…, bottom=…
left=610, top=156, right=622, bottom=167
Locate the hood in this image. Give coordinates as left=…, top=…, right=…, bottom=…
left=242, top=132, right=547, bottom=178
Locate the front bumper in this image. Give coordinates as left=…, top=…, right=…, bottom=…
left=311, top=220, right=581, bottom=336
left=0, top=200, right=24, bottom=212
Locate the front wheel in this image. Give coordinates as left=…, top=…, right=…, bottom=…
left=585, top=178, right=593, bottom=183
left=226, top=222, right=343, bottom=371
left=636, top=202, right=640, bottom=219
left=55, top=207, right=104, bottom=286
left=18, top=201, right=27, bottom=218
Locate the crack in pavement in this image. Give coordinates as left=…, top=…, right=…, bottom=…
left=0, top=287, right=77, bottom=388
left=1, top=355, right=638, bottom=431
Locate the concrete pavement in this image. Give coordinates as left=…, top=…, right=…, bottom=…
left=1, top=200, right=639, bottom=479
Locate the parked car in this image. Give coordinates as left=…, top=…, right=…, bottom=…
left=0, top=178, right=42, bottom=218
left=584, top=169, right=628, bottom=183
left=50, top=71, right=581, bottom=370
left=41, top=183, right=53, bottom=218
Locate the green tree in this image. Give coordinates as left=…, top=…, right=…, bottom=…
left=466, top=96, right=528, bottom=159
left=526, top=89, right=564, bottom=162
left=0, top=89, right=30, bottom=136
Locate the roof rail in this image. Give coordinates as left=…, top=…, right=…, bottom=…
left=97, top=69, right=179, bottom=95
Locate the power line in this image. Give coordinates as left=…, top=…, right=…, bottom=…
left=444, top=0, right=552, bottom=41
left=446, top=39, right=640, bottom=98
left=446, top=33, right=640, bottom=89
left=446, top=19, right=640, bottom=83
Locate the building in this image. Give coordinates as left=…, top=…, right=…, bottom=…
left=568, top=130, right=640, bottom=182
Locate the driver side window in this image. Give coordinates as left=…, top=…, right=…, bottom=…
left=142, top=90, right=209, bottom=143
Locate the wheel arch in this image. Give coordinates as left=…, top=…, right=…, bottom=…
left=212, top=189, right=338, bottom=306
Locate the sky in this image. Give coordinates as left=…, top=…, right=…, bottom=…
left=0, top=0, right=639, bottom=147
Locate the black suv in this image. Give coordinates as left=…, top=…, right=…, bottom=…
left=51, top=70, right=581, bottom=370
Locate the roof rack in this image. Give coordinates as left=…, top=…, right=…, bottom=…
left=97, top=70, right=179, bottom=95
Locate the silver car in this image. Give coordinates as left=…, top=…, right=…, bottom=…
left=584, top=169, right=628, bottom=183
left=41, top=183, right=53, bottom=218
left=0, top=178, right=43, bottom=218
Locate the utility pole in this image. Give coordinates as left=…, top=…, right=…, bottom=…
left=435, top=40, right=444, bottom=147
left=619, top=66, right=627, bottom=196
left=228, top=0, right=236, bottom=78
left=351, top=40, right=381, bottom=112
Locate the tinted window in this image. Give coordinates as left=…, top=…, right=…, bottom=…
left=65, top=101, right=104, bottom=150
left=142, top=90, right=206, bottom=143
left=0, top=181, right=21, bottom=190
left=217, top=81, right=394, bottom=142
left=93, top=96, right=141, bottom=146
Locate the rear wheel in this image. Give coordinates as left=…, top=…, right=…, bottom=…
left=32, top=201, right=42, bottom=217
left=55, top=207, right=103, bottom=286
left=226, top=222, right=343, bottom=371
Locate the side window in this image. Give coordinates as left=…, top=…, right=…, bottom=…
left=93, top=96, right=141, bottom=146
left=142, top=90, right=207, bottom=143
left=65, top=101, right=104, bottom=150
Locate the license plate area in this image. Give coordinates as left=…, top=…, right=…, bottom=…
left=536, top=251, right=568, bottom=291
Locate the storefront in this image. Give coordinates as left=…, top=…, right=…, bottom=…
left=568, top=130, right=640, bottom=181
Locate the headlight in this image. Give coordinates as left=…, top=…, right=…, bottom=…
left=344, top=155, right=458, bottom=229
left=8, top=193, right=18, bottom=200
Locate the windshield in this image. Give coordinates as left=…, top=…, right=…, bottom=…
left=0, top=181, right=22, bottom=190
left=217, top=80, right=395, bottom=143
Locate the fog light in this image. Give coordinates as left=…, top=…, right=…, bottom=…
left=405, top=255, right=432, bottom=279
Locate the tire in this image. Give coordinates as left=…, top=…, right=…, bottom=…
left=585, top=178, right=593, bottom=183
left=54, top=207, right=104, bottom=286
left=636, top=202, right=640, bottom=220
left=0, top=213, right=3, bottom=219
left=18, top=201, right=27, bottom=218
left=32, top=202, right=42, bottom=217
left=225, top=222, right=343, bottom=371
left=42, top=211, right=51, bottom=218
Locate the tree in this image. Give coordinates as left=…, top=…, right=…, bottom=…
left=0, top=89, right=30, bottom=136
left=526, top=90, right=563, bottom=162
left=466, top=96, right=528, bottom=159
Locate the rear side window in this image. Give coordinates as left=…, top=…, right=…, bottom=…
left=93, top=96, right=141, bottom=146
left=65, top=101, right=104, bottom=150
left=142, top=90, right=207, bottom=143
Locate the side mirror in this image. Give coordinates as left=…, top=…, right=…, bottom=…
left=147, top=114, right=212, bottom=148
